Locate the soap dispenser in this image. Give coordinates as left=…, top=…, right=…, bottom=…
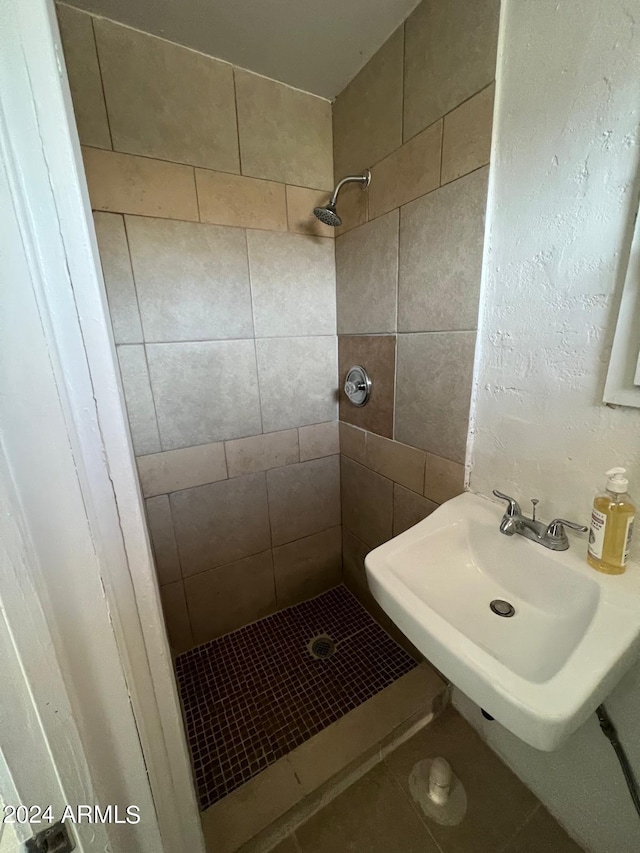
left=587, top=468, right=636, bottom=575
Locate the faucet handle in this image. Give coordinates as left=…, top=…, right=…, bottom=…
left=546, top=518, right=588, bottom=538
left=493, top=490, right=521, bottom=517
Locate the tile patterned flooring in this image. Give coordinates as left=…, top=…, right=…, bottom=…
left=176, top=585, right=417, bottom=810
left=274, top=709, right=585, bottom=853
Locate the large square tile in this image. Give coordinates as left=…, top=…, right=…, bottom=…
left=424, top=453, right=465, bottom=505
left=369, top=119, right=442, bottom=220
left=137, top=442, right=227, bottom=497
left=340, top=456, right=392, bottom=548
left=93, top=213, right=142, bottom=344
left=225, top=430, right=299, bottom=479
left=393, top=484, right=437, bottom=536
left=196, top=169, right=287, bottom=231
left=333, top=27, right=404, bottom=176
left=338, top=335, right=396, bottom=437
left=184, top=551, right=276, bottom=643
left=159, top=581, right=192, bottom=653
left=366, top=433, right=425, bottom=494
left=266, top=456, right=340, bottom=546
left=336, top=211, right=399, bottom=334
left=57, top=5, right=111, bottom=150
left=146, top=341, right=261, bottom=450
left=235, top=69, right=332, bottom=189
left=395, top=332, right=476, bottom=463
left=145, top=495, right=181, bottom=585
left=398, top=167, right=488, bottom=332
left=170, top=473, right=271, bottom=575
left=94, top=19, right=239, bottom=171
left=385, top=709, right=538, bottom=853
left=285, top=186, right=335, bottom=238
left=256, top=337, right=337, bottom=432
left=82, top=147, right=199, bottom=221
left=126, top=217, right=252, bottom=342
left=298, top=421, right=339, bottom=461
left=272, top=526, right=342, bottom=607
left=441, top=84, right=495, bottom=185
left=116, top=344, right=161, bottom=455
left=247, top=231, right=336, bottom=337
left=296, top=762, right=439, bottom=853
left=403, top=0, right=500, bottom=140
left=505, top=807, right=584, bottom=853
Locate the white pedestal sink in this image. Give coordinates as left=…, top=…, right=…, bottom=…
left=365, top=492, right=640, bottom=750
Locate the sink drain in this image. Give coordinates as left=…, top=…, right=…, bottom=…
left=308, top=635, right=336, bottom=660
left=490, top=599, right=515, bottom=618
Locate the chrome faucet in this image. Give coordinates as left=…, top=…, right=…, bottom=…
left=493, top=490, right=588, bottom=551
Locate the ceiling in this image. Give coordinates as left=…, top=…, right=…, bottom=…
left=65, top=0, right=420, bottom=100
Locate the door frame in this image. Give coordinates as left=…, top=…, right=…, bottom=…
left=0, top=2, right=205, bottom=851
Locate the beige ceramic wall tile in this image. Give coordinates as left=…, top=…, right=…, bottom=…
left=339, top=422, right=367, bottom=465
left=93, top=213, right=142, bottom=344
left=201, top=756, right=304, bottom=853
left=424, top=453, right=466, bottom=504
left=403, top=0, right=500, bottom=140
left=145, top=495, right=181, bottom=584
left=505, top=807, right=584, bottom=853
left=286, top=186, right=335, bottom=238
left=334, top=180, right=369, bottom=237
left=247, top=231, right=336, bottom=337
left=256, top=337, right=337, bottom=432
left=225, top=430, right=299, bottom=479
left=159, top=581, right=192, bottom=653
left=333, top=27, right=404, bottom=177
left=184, top=551, right=276, bottom=644
left=442, top=84, right=495, bottom=185
left=146, top=340, right=262, bottom=449
left=338, top=335, right=396, bottom=439
left=369, top=120, right=442, bottom=220
left=273, top=526, right=342, bottom=607
left=126, top=216, right=253, bottom=342
left=366, top=433, right=425, bottom=494
left=170, top=473, right=271, bottom=575
left=116, top=344, right=161, bottom=455
left=82, top=147, right=199, bottom=221
left=94, top=18, right=239, bottom=172
left=196, top=169, right=287, bottom=231
left=336, top=210, right=399, bottom=334
left=342, top=527, right=371, bottom=598
left=398, top=166, right=488, bottom=332
left=393, top=484, right=438, bottom=536
left=341, top=456, right=393, bottom=548
left=235, top=69, right=333, bottom=189
left=266, top=456, right=340, bottom=546
left=57, top=5, right=111, bottom=150
left=137, top=442, right=227, bottom=497
left=395, top=332, right=476, bottom=463
left=299, top=422, right=339, bottom=461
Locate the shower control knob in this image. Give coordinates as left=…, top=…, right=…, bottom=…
left=344, top=365, right=372, bottom=407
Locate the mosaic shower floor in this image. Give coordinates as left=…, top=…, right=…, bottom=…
left=175, top=584, right=418, bottom=811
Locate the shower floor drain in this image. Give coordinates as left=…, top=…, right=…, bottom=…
left=308, top=635, right=336, bottom=660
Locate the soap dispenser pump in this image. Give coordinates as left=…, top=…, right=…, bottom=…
left=587, top=468, right=636, bottom=575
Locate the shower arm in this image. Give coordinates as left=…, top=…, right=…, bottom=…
left=329, top=171, right=371, bottom=207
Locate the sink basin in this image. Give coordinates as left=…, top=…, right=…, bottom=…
left=365, top=492, right=640, bottom=750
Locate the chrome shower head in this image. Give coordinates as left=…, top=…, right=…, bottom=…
left=313, top=203, right=342, bottom=227
left=312, top=170, right=371, bottom=228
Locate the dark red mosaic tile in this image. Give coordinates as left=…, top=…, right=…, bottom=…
left=175, top=584, right=417, bottom=811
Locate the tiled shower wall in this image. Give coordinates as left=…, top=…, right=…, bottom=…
left=57, top=4, right=341, bottom=653
left=333, top=0, right=500, bottom=611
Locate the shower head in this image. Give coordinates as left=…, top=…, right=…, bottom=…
left=313, top=202, right=342, bottom=227
left=313, top=170, right=371, bottom=228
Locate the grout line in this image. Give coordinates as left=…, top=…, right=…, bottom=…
left=90, top=16, right=114, bottom=150
left=192, top=167, right=201, bottom=221
left=497, top=803, right=541, bottom=853
left=231, top=67, right=244, bottom=175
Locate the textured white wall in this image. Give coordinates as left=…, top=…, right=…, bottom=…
left=463, top=1, right=640, bottom=850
